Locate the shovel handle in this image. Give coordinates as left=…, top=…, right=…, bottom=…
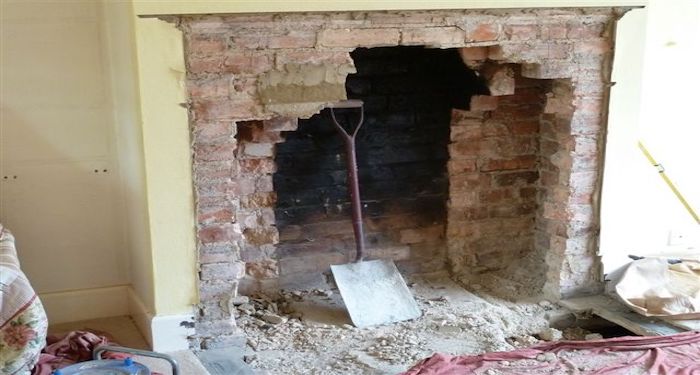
left=329, top=101, right=366, bottom=262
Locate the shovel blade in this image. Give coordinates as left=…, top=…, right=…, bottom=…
left=331, top=259, right=421, bottom=328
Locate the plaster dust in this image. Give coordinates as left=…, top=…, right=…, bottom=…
left=236, top=273, right=575, bottom=374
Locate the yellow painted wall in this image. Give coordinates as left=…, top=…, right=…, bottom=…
left=0, top=0, right=130, bottom=323
left=100, top=0, right=156, bottom=314
left=133, top=17, right=198, bottom=316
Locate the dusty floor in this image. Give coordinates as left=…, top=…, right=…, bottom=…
left=238, top=272, right=592, bottom=375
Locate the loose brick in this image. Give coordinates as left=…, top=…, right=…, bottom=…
left=467, top=23, right=500, bottom=42
left=263, top=117, right=298, bottom=132
left=242, top=143, right=274, bottom=157
left=318, top=28, right=400, bottom=47
left=246, top=259, right=279, bottom=279
left=459, top=47, right=489, bottom=61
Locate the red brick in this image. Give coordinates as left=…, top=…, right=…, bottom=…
left=447, top=192, right=478, bottom=208
left=241, top=192, right=277, bottom=209
left=459, top=47, right=489, bottom=61
left=481, top=120, right=508, bottom=137
left=467, top=23, right=500, bottom=42
left=576, top=40, right=611, bottom=58
left=505, top=24, right=538, bottom=40
left=544, top=94, right=574, bottom=115
left=401, top=27, right=464, bottom=46
left=197, top=181, right=238, bottom=198
left=481, top=155, right=537, bottom=172
left=318, top=28, right=400, bottom=47
left=450, top=125, right=482, bottom=141
left=567, top=22, right=606, bottom=39
left=540, top=24, right=568, bottom=39
left=511, top=120, right=540, bottom=135
left=367, top=12, right=436, bottom=25
left=187, top=56, right=223, bottom=74
left=187, top=77, right=230, bottom=99
left=237, top=122, right=285, bottom=143
left=194, top=161, right=235, bottom=182
left=268, top=31, right=317, bottom=49
left=198, top=224, right=239, bottom=244
left=231, top=77, right=258, bottom=96
left=193, top=121, right=235, bottom=144
left=223, top=52, right=272, bottom=74
left=451, top=109, right=485, bottom=125
left=449, top=141, right=482, bottom=159
left=275, top=50, right=353, bottom=68
left=187, top=35, right=226, bottom=55
left=447, top=159, right=478, bottom=174
left=193, top=97, right=259, bottom=120
left=493, top=171, right=539, bottom=187
left=198, top=207, right=234, bottom=224
left=239, top=158, right=276, bottom=174
left=479, top=188, right=514, bottom=203
left=484, top=65, right=515, bottom=96
left=470, top=95, right=498, bottom=111
left=194, top=143, right=236, bottom=162
left=450, top=173, right=491, bottom=192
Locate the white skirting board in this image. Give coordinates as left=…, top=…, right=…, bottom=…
left=128, top=288, right=195, bottom=352
left=39, top=285, right=130, bottom=324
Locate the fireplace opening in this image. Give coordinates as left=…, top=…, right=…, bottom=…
left=272, top=47, right=489, bottom=282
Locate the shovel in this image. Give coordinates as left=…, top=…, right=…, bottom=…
left=327, top=100, right=421, bottom=328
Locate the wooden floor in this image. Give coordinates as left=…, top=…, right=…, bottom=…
left=561, top=295, right=700, bottom=336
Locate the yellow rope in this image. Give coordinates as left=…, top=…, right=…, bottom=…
left=638, top=141, right=700, bottom=224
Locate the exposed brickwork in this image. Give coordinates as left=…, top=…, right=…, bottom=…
left=175, top=7, right=621, bottom=348
left=447, top=71, right=545, bottom=274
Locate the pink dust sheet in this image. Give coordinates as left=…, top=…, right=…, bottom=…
left=401, top=331, right=700, bottom=375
